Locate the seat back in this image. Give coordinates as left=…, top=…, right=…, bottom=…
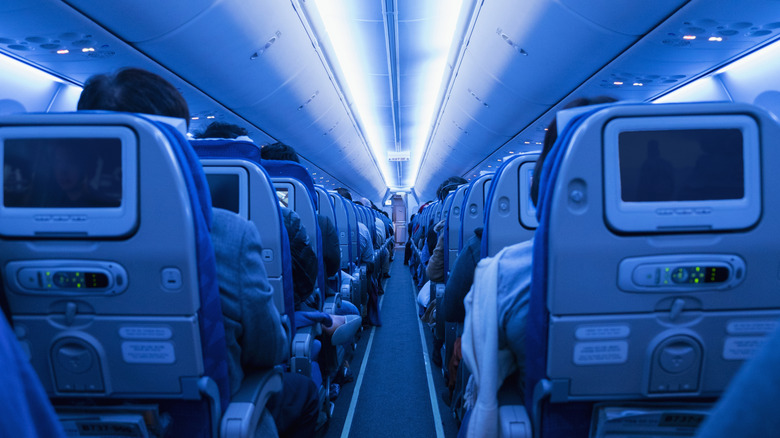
left=199, top=156, right=294, bottom=329
left=459, top=173, right=493, bottom=251
left=329, top=192, right=352, bottom=270
left=446, top=185, right=468, bottom=271
left=345, top=199, right=360, bottom=265
left=191, top=139, right=295, bottom=337
left=433, top=199, right=444, bottom=223
left=439, top=190, right=457, bottom=280
left=527, top=102, right=780, bottom=438
left=263, top=160, right=327, bottom=305
left=0, top=113, right=229, bottom=437
left=482, top=153, right=539, bottom=258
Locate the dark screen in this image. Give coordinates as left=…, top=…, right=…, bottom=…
left=618, top=129, right=744, bottom=202
left=205, top=173, right=240, bottom=214
left=4, top=138, right=122, bottom=208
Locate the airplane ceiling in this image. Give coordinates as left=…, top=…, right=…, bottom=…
left=0, top=0, right=780, bottom=202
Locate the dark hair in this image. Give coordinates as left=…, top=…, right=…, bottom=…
left=436, top=176, right=468, bottom=201
left=77, top=67, right=190, bottom=128
left=194, top=121, right=248, bottom=139
left=335, top=187, right=352, bottom=201
left=530, top=96, right=617, bottom=206
left=261, top=142, right=300, bottom=163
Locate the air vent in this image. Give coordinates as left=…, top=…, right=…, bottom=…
left=323, top=120, right=339, bottom=136
left=250, top=31, right=282, bottom=59
left=496, top=28, right=528, bottom=56
left=452, top=120, right=469, bottom=135
left=467, top=88, right=489, bottom=107
left=297, top=90, right=320, bottom=110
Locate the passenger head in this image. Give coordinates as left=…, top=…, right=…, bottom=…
left=261, top=142, right=299, bottom=163
left=436, top=176, right=468, bottom=201
left=359, top=197, right=372, bottom=208
left=335, top=187, right=352, bottom=201
left=194, top=121, right=248, bottom=139
left=530, top=96, right=617, bottom=206
left=77, top=67, right=190, bottom=128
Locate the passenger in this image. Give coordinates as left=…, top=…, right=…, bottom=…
left=260, top=142, right=360, bottom=317
left=427, top=176, right=467, bottom=283
left=403, top=213, right=415, bottom=266
left=460, top=96, right=616, bottom=437
left=425, top=176, right=467, bottom=369
left=0, top=311, right=66, bottom=437
left=335, top=187, right=352, bottom=201
left=694, top=324, right=780, bottom=437
left=77, top=68, right=319, bottom=438
left=374, top=206, right=394, bottom=277
left=441, top=226, right=482, bottom=405
left=352, top=199, right=382, bottom=326
left=193, top=120, right=251, bottom=140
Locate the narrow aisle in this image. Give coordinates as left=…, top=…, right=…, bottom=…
left=324, top=249, right=459, bottom=437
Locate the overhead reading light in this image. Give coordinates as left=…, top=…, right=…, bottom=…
left=683, top=35, right=696, bottom=40
left=633, top=82, right=644, bottom=86
left=613, top=81, right=623, bottom=85
left=56, top=49, right=69, bottom=54
left=709, top=36, right=723, bottom=42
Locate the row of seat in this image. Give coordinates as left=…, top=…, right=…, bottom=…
left=0, top=112, right=387, bottom=437
left=410, top=102, right=780, bottom=438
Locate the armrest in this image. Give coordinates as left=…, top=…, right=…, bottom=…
left=291, top=325, right=320, bottom=376
left=280, top=315, right=292, bottom=361
left=434, top=282, right=446, bottom=301
left=220, top=368, right=283, bottom=438
left=323, top=294, right=341, bottom=315
left=499, top=405, right=531, bottom=438
left=340, top=275, right=355, bottom=306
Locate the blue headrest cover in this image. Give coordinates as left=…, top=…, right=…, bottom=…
left=152, top=122, right=231, bottom=417
left=525, top=106, right=612, bottom=436
left=481, top=154, right=525, bottom=259
left=259, top=160, right=318, bottom=211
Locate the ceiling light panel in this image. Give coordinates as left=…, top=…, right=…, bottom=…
left=310, top=0, right=394, bottom=186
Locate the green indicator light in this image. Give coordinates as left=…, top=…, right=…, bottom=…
left=696, top=267, right=700, bottom=272
left=46, top=272, right=50, bottom=276
left=694, top=279, right=699, bottom=283
left=77, top=284, right=81, bottom=288
left=665, top=268, right=670, bottom=272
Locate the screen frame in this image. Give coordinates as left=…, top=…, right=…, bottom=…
left=518, top=161, right=538, bottom=229
left=274, top=182, right=294, bottom=209
left=0, top=125, right=138, bottom=238
left=202, top=166, right=249, bottom=219
left=603, top=114, right=761, bottom=233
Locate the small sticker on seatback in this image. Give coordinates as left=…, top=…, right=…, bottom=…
left=573, top=341, right=628, bottom=365
left=575, top=324, right=630, bottom=340
left=723, top=336, right=767, bottom=360
left=121, top=342, right=175, bottom=364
